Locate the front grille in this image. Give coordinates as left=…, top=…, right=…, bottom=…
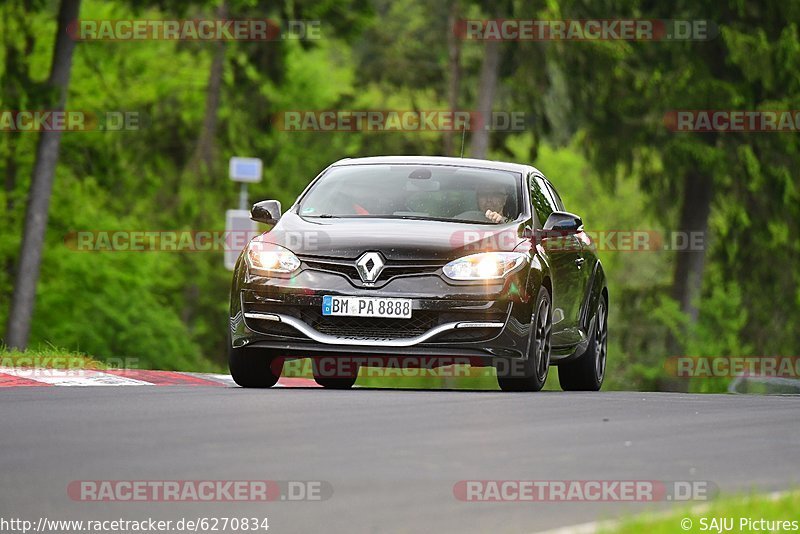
left=306, top=310, right=438, bottom=340
left=302, top=261, right=355, bottom=277
left=433, top=327, right=501, bottom=343
left=302, top=257, right=443, bottom=285
left=382, top=265, right=442, bottom=277
left=245, top=318, right=303, bottom=338
left=242, top=290, right=510, bottom=343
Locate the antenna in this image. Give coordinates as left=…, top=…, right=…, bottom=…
left=459, top=122, right=466, bottom=158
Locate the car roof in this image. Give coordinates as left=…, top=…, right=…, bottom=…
left=329, top=155, right=543, bottom=176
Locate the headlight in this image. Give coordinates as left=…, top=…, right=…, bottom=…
left=244, top=241, right=300, bottom=276
left=443, top=252, right=527, bottom=280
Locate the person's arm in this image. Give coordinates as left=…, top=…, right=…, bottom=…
left=485, top=209, right=508, bottom=223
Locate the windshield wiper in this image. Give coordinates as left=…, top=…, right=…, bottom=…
left=381, top=215, right=479, bottom=223
left=304, top=213, right=340, bottom=218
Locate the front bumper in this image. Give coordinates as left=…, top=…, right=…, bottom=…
left=230, top=259, right=535, bottom=362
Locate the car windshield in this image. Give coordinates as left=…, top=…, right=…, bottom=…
left=298, top=164, right=522, bottom=224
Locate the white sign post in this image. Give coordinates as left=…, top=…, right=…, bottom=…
left=225, top=157, right=263, bottom=270
left=224, top=209, right=260, bottom=271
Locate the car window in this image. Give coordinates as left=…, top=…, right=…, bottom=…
left=298, top=164, right=523, bottom=224
left=536, top=177, right=558, bottom=212
left=529, top=174, right=553, bottom=228
left=544, top=181, right=566, bottom=211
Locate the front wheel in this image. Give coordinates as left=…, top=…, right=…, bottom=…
left=229, top=344, right=283, bottom=388
left=312, top=357, right=360, bottom=389
left=497, top=286, right=552, bottom=392
left=558, top=295, right=607, bottom=391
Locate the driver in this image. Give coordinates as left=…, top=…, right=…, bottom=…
left=456, top=183, right=510, bottom=223
left=477, top=184, right=510, bottom=223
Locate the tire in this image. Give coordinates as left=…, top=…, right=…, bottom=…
left=312, top=357, right=359, bottom=389
left=229, top=344, right=283, bottom=388
left=497, top=286, right=552, bottom=392
left=558, top=294, right=607, bottom=391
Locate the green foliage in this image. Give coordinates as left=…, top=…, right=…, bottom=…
left=0, top=344, right=105, bottom=369
left=608, top=490, right=800, bottom=534
left=0, top=0, right=797, bottom=390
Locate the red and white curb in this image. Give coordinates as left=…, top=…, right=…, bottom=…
left=0, top=368, right=318, bottom=388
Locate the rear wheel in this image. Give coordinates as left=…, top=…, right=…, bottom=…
left=229, top=344, right=283, bottom=388
left=558, top=295, right=607, bottom=391
left=312, top=357, right=360, bottom=389
left=497, top=286, right=552, bottom=392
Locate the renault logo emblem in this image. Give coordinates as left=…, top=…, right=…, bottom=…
left=355, top=252, right=385, bottom=283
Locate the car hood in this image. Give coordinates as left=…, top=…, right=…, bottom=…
left=256, top=212, right=527, bottom=261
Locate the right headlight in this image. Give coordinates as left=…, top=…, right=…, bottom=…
left=443, top=252, right=527, bottom=280
left=244, top=241, right=300, bottom=276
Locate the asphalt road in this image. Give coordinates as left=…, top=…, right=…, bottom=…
left=1, top=387, right=799, bottom=533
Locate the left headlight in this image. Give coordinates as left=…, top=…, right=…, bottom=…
left=443, top=252, right=527, bottom=280
left=244, top=241, right=301, bottom=276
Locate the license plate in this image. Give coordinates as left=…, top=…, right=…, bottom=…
left=322, top=295, right=412, bottom=319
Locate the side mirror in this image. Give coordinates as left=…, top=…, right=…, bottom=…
left=542, top=211, right=583, bottom=233
left=251, top=200, right=281, bottom=224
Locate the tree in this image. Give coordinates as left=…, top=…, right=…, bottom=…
left=469, top=39, right=501, bottom=158
left=443, top=0, right=463, bottom=156
left=5, top=0, right=81, bottom=349
left=468, top=0, right=511, bottom=158
left=553, top=0, right=800, bottom=354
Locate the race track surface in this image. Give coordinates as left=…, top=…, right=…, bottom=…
left=1, top=387, right=798, bottom=533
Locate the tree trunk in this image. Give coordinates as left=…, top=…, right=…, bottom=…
left=4, top=154, right=18, bottom=286
left=443, top=0, right=462, bottom=156
left=187, top=1, right=227, bottom=176
left=5, top=0, right=81, bottom=349
left=469, top=39, right=501, bottom=159
left=2, top=3, right=36, bottom=305
left=180, top=1, right=227, bottom=328
left=669, top=169, right=714, bottom=351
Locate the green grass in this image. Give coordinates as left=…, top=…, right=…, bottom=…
left=0, top=344, right=227, bottom=374
left=0, top=345, right=107, bottom=369
left=605, top=490, right=800, bottom=533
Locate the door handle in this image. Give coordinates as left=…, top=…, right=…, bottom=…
left=575, top=257, right=585, bottom=268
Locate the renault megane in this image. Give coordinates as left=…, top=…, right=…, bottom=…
left=228, top=156, right=608, bottom=391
